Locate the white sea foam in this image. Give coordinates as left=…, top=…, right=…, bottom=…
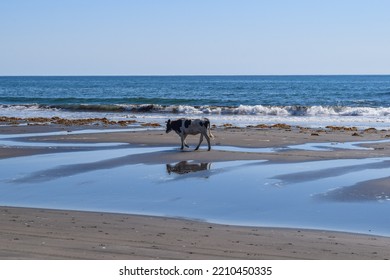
left=1, top=104, right=390, bottom=129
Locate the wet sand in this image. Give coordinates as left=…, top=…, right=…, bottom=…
left=1, top=206, right=390, bottom=260
left=2, top=122, right=390, bottom=162
left=1, top=123, right=390, bottom=259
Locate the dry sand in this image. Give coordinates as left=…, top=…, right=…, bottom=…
left=1, top=123, right=390, bottom=259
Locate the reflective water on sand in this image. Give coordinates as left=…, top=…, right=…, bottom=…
left=1, top=141, right=390, bottom=236
left=0, top=128, right=152, bottom=148
left=210, top=139, right=390, bottom=153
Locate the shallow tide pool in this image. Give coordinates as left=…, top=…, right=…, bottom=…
left=1, top=136, right=390, bottom=236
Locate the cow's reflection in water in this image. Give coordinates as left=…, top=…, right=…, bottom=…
left=166, top=161, right=211, bottom=175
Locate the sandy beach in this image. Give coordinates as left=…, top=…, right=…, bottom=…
left=1, top=121, right=390, bottom=259
left=1, top=206, right=390, bottom=260
left=2, top=0, right=390, bottom=268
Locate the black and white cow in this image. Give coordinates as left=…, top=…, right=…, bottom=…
left=166, top=118, right=214, bottom=151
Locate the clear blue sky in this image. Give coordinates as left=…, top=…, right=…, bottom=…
left=1, top=0, right=389, bottom=75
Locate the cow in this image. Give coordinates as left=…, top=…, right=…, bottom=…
left=166, top=118, right=214, bottom=151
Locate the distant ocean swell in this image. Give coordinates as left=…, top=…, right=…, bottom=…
left=1, top=103, right=390, bottom=117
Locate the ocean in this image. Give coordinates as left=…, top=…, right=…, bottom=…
left=1, top=75, right=390, bottom=129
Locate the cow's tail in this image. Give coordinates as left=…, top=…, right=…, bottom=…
left=205, top=118, right=214, bottom=139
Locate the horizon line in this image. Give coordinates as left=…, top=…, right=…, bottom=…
left=1, top=73, right=390, bottom=77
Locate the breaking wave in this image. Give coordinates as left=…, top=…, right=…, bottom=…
left=1, top=103, right=390, bottom=117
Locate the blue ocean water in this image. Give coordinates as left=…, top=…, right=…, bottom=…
left=1, top=75, right=390, bottom=128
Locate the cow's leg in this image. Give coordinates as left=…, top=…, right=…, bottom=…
left=183, top=135, right=189, bottom=148
left=195, top=134, right=203, bottom=150
left=204, top=133, right=211, bottom=151
left=180, top=134, right=185, bottom=150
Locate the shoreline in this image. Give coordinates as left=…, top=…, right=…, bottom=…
left=1, top=123, right=390, bottom=259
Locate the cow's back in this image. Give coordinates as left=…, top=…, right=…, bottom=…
left=183, top=118, right=208, bottom=135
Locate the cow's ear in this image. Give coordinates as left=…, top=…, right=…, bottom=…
left=167, top=119, right=171, bottom=124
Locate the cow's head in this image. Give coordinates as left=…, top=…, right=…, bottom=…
left=166, top=119, right=172, bottom=133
